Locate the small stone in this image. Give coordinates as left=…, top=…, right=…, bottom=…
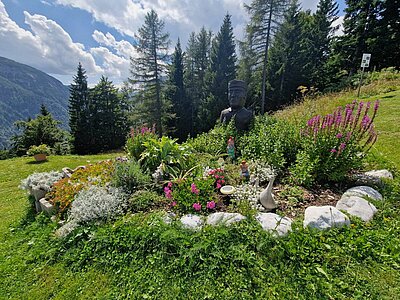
left=343, top=186, right=383, bottom=201
left=162, top=212, right=177, bottom=224
left=31, top=188, right=47, bottom=201
left=206, top=212, right=246, bottom=226
left=353, top=169, right=394, bottom=186
left=180, top=214, right=203, bottom=230
left=336, top=196, right=377, bottom=222
left=304, top=206, right=350, bottom=230
left=255, top=213, right=292, bottom=236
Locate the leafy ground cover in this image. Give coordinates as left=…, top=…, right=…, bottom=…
left=1, top=76, right=400, bottom=299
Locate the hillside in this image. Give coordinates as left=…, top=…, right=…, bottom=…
left=0, top=56, right=70, bottom=148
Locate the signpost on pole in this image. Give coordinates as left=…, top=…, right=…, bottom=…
left=357, top=53, right=371, bottom=97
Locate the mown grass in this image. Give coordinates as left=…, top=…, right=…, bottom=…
left=1, top=78, right=400, bottom=299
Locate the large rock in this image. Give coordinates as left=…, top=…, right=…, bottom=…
left=255, top=213, right=292, bottom=236
left=353, top=169, right=393, bottom=186
left=180, top=214, right=203, bottom=230
left=206, top=212, right=246, bottom=226
left=343, top=186, right=383, bottom=201
left=304, top=206, right=350, bottom=230
left=336, top=196, right=377, bottom=222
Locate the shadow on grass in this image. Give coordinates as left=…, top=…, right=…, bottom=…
left=26, top=160, right=48, bottom=165
left=18, top=195, right=38, bottom=227
left=381, top=94, right=394, bottom=99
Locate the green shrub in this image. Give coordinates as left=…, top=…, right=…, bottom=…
left=291, top=100, right=379, bottom=185
left=240, top=116, right=301, bottom=171
left=113, top=160, right=151, bottom=193
left=128, top=190, right=167, bottom=212
left=125, top=125, right=157, bottom=161
left=27, top=144, right=51, bottom=156
left=164, top=168, right=224, bottom=213
left=187, top=124, right=229, bottom=155
left=140, top=136, right=194, bottom=173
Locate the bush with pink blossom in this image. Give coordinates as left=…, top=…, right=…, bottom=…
left=291, top=100, right=379, bottom=186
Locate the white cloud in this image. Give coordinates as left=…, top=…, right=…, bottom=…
left=0, top=0, right=135, bottom=85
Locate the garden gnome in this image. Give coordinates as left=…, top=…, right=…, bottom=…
left=227, top=136, right=235, bottom=159
left=240, top=160, right=250, bottom=181
left=220, top=79, right=253, bottom=131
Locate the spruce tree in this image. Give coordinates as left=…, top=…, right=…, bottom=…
left=166, top=40, right=188, bottom=140
left=267, top=0, right=311, bottom=109
left=202, top=14, right=237, bottom=131
left=40, top=104, right=50, bottom=116
left=68, top=62, right=90, bottom=154
left=243, top=0, right=290, bottom=114
left=128, top=9, right=170, bottom=136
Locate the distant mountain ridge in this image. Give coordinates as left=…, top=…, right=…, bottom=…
left=0, top=56, right=70, bottom=148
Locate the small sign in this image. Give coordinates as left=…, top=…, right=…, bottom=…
left=361, top=53, right=371, bottom=68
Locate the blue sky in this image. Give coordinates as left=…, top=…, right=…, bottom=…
left=0, top=0, right=347, bottom=86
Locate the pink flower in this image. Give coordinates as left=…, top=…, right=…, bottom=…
left=191, top=183, right=199, bottom=195
left=171, top=201, right=177, bottom=207
left=206, top=201, right=216, bottom=209
left=336, top=133, right=343, bottom=139
left=330, top=148, right=337, bottom=153
left=340, top=143, right=346, bottom=150
left=374, top=100, right=380, bottom=112
left=193, top=203, right=202, bottom=211
left=216, top=182, right=222, bottom=189
left=346, top=132, right=352, bottom=141
left=165, top=190, right=172, bottom=199
left=167, top=181, right=173, bottom=188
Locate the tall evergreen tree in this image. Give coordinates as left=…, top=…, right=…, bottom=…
left=68, top=62, right=90, bottom=154
left=267, top=0, right=312, bottom=109
left=166, top=39, right=188, bottom=140
left=338, top=0, right=383, bottom=74
left=90, top=76, right=128, bottom=152
left=128, top=9, right=170, bottom=136
left=243, top=0, right=290, bottom=114
left=376, top=0, right=400, bottom=68
left=184, top=28, right=212, bottom=135
left=40, top=104, right=50, bottom=116
left=310, top=0, right=339, bottom=89
left=202, top=14, right=237, bottom=131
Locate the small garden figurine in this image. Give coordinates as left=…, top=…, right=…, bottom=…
left=240, top=160, right=250, bottom=181
left=227, top=136, right=235, bottom=160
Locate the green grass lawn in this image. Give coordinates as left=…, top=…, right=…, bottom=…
left=1, top=80, right=400, bottom=299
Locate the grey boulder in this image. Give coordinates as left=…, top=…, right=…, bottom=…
left=180, top=214, right=203, bottom=230
left=343, top=186, right=383, bottom=201
left=255, top=213, right=292, bottom=236
left=206, top=212, right=246, bottom=226
left=336, top=196, right=377, bottom=222
left=304, top=206, right=350, bottom=230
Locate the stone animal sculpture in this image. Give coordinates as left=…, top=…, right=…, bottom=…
left=259, top=175, right=277, bottom=211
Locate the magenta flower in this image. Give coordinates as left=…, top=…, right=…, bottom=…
left=164, top=186, right=172, bottom=199
left=206, top=201, right=216, bottom=209
left=330, top=148, right=337, bottom=153
left=216, top=182, right=222, bottom=189
left=346, top=131, right=352, bottom=141
left=167, top=181, right=173, bottom=188
left=374, top=100, right=380, bottom=112
left=361, top=115, right=370, bottom=127
left=193, top=203, right=202, bottom=211
left=336, top=133, right=343, bottom=139
left=191, top=183, right=199, bottom=195
left=171, top=201, right=177, bottom=207
left=340, top=143, right=346, bottom=150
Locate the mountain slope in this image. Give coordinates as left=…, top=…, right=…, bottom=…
left=0, top=56, right=70, bottom=148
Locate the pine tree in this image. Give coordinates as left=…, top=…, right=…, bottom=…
left=128, top=9, right=170, bottom=136
left=40, top=104, right=50, bottom=116
left=338, top=0, right=383, bottom=74
left=90, top=76, right=128, bottom=151
left=310, top=0, right=339, bottom=89
left=202, top=14, right=237, bottom=131
left=166, top=39, right=188, bottom=140
left=68, top=62, right=90, bottom=154
left=267, top=0, right=311, bottom=109
left=243, top=0, right=290, bottom=114
left=184, top=28, right=212, bottom=135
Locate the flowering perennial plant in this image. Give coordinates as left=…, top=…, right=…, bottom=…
left=164, top=176, right=219, bottom=214
left=47, top=160, right=115, bottom=214
left=125, top=124, right=157, bottom=161
left=292, top=100, right=379, bottom=185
